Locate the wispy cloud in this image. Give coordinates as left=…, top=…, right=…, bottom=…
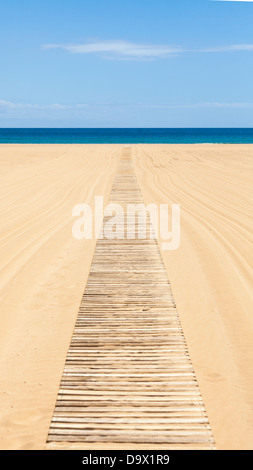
left=0, top=100, right=89, bottom=110
left=196, top=44, right=253, bottom=52
left=1, top=99, right=253, bottom=127
left=181, top=102, right=253, bottom=108
left=0, top=100, right=58, bottom=110
left=42, top=40, right=183, bottom=60
left=42, top=39, right=253, bottom=60
left=133, top=102, right=253, bottom=109
left=1, top=99, right=253, bottom=112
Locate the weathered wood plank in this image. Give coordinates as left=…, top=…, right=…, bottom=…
left=47, top=149, right=215, bottom=449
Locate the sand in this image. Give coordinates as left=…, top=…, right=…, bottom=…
left=0, top=144, right=252, bottom=450
left=0, top=145, right=119, bottom=450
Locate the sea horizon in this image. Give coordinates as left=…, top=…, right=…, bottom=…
left=1, top=127, right=253, bottom=144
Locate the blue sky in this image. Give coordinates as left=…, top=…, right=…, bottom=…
left=0, top=0, right=253, bottom=127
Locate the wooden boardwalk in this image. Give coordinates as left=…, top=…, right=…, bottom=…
left=47, top=148, right=215, bottom=449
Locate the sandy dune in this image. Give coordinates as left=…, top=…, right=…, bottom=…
left=0, top=144, right=253, bottom=450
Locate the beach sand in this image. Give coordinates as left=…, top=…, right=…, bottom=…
left=0, top=144, right=252, bottom=450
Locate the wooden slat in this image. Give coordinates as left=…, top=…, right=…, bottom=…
left=47, top=148, right=215, bottom=450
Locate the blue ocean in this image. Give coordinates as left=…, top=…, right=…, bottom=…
left=0, top=128, right=253, bottom=144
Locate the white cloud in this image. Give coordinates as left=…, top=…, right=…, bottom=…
left=0, top=100, right=90, bottom=110
left=42, top=39, right=253, bottom=60
left=42, top=40, right=184, bottom=60
left=196, top=44, right=253, bottom=52
left=0, top=100, right=17, bottom=108
left=186, top=102, right=253, bottom=108
left=1, top=99, right=253, bottom=112
left=1, top=99, right=253, bottom=127
left=135, top=102, right=253, bottom=109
